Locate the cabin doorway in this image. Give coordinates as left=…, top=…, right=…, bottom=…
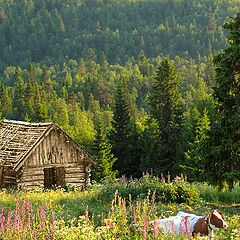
left=44, top=167, right=66, bottom=188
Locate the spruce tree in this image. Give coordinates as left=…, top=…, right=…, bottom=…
left=184, top=108, right=210, bottom=181
left=147, top=58, right=184, bottom=175
left=202, top=14, right=240, bottom=189
left=0, top=83, right=12, bottom=118
left=109, top=78, right=138, bottom=176
left=13, top=67, right=25, bottom=120
left=91, top=120, right=117, bottom=182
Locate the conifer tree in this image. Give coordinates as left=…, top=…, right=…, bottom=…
left=13, top=67, right=25, bottom=120
left=139, top=50, right=150, bottom=76
left=202, top=14, right=240, bottom=189
left=184, top=108, right=210, bottom=181
left=109, top=78, right=137, bottom=176
left=41, top=65, right=52, bottom=94
left=147, top=58, right=184, bottom=175
left=91, top=120, right=117, bottom=182
left=0, top=83, right=12, bottom=118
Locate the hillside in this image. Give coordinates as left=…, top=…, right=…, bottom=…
left=1, top=0, right=240, bottom=187
left=0, top=0, right=240, bottom=70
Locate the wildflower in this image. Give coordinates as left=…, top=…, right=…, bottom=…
left=172, top=219, right=175, bottom=233
left=5, top=212, right=12, bottom=235
left=133, top=208, right=137, bottom=225
left=85, top=205, right=89, bottom=221
left=101, top=213, right=104, bottom=226
left=185, top=218, right=190, bottom=237
left=154, top=220, right=159, bottom=238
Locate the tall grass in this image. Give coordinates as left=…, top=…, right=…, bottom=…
left=0, top=177, right=239, bottom=239
left=194, top=182, right=240, bottom=204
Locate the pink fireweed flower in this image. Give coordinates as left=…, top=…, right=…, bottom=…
left=172, top=219, right=175, bottom=233
left=101, top=213, right=104, bottom=226
left=40, top=206, right=46, bottom=229
left=143, top=223, right=147, bottom=239
left=179, top=220, right=183, bottom=235
left=6, top=212, right=12, bottom=230
left=0, top=209, right=4, bottom=232
left=143, top=217, right=149, bottom=239
left=133, top=208, right=137, bottom=225
left=1, top=215, right=6, bottom=231
left=50, top=210, right=56, bottom=236
left=21, top=198, right=26, bottom=220
left=185, top=218, right=190, bottom=237
left=153, top=221, right=159, bottom=238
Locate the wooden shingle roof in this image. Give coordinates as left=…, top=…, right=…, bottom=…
left=0, top=119, right=52, bottom=168
left=0, top=119, right=95, bottom=170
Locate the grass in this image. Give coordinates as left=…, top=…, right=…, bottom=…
left=0, top=176, right=239, bottom=239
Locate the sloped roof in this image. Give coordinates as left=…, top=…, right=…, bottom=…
left=0, top=119, right=95, bottom=171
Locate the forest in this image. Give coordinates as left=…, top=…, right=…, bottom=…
left=0, top=0, right=240, bottom=189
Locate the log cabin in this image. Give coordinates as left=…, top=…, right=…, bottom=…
left=0, top=119, right=96, bottom=189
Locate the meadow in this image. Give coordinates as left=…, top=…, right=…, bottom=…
left=0, top=175, right=239, bottom=239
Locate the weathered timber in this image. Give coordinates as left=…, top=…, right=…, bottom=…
left=0, top=120, right=96, bottom=189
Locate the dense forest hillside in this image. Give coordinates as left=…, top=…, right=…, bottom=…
left=0, top=0, right=240, bottom=70
left=0, top=0, right=240, bottom=188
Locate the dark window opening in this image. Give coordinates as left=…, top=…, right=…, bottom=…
left=44, top=167, right=65, bottom=189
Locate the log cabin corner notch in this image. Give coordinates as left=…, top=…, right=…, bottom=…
left=0, top=119, right=96, bottom=189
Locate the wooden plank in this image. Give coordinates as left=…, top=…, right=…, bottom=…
left=65, top=172, right=85, bottom=178
left=65, top=167, right=84, bottom=173
left=65, top=178, right=85, bottom=183
left=19, top=177, right=43, bottom=183
left=22, top=163, right=80, bottom=169
left=18, top=182, right=43, bottom=188
left=22, top=169, right=44, bottom=176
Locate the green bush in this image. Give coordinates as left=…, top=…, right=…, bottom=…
left=98, top=174, right=200, bottom=204
left=194, top=182, right=240, bottom=204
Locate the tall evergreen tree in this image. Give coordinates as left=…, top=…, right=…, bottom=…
left=41, top=65, right=52, bottom=95
left=201, top=14, right=240, bottom=189
left=109, top=78, right=136, bottom=176
left=184, top=108, right=210, bottom=182
left=0, top=83, right=12, bottom=118
left=13, top=67, right=25, bottom=120
left=147, top=58, right=184, bottom=175
left=91, top=120, right=117, bottom=182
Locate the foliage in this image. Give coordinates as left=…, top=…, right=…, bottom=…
left=194, top=182, right=240, bottom=204
left=183, top=108, right=211, bottom=181
left=99, top=174, right=200, bottom=205
left=0, top=182, right=239, bottom=239
left=0, top=0, right=240, bottom=71
left=201, top=14, right=240, bottom=190
left=91, top=120, right=117, bottom=182
left=146, top=58, right=184, bottom=175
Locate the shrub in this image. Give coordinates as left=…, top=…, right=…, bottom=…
left=98, top=174, right=200, bottom=204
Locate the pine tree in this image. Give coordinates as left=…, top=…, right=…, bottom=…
left=109, top=79, right=134, bottom=176
left=147, top=58, right=184, bottom=175
left=100, top=51, right=108, bottom=74
left=201, top=14, right=240, bottom=189
left=184, top=108, right=210, bottom=181
left=139, top=50, right=150, bottom=76
left=41, top=65, right=52, bottom=94
left=13, top=67, right=25, bottom=120
left=140, top=117, right=163, bottom=174
left=0, top=83, right=12, bottom=118
left=91, top=120, right=117, bottom=182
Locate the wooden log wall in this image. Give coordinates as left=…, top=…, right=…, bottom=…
left=18, top=128, right=89, bottom=188
left=17, top=167, right=44, bottom=188
left=24, top=129, right=84, bottom=168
